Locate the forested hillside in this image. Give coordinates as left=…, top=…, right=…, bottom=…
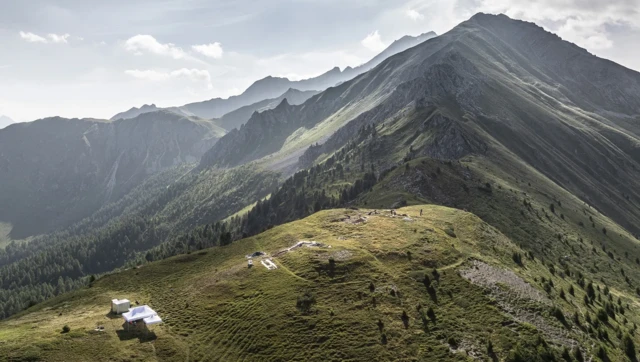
left=2, top=11, right=640, bottom=362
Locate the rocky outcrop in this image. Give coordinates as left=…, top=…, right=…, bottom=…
left=216, top=88, right=319, bottom=131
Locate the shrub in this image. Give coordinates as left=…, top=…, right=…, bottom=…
left=426, top=307, right=436, bottom=323
left=296, top=291, right=316, bottom=313
left=487, top=340, right=494, bottom=355
left=573, top=347, right=584, bottom=362
left=551, top=307, right=567, bottom=326
left=622, top=333, right=637, bottom=361
left=447, top=336, right=458, bottom=348
left=512, top=252, right=523, bottom=266
left=596, top=345, right=608, bottom=360
left=62, top=325, right=70, bottom=333
left=597, top=308, right=609, bottom=323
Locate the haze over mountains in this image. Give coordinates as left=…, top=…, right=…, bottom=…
left=0, top=111, right=225, bottom=238
left=111, top=31, right=437, bottom=123
left=0, top=115, right=14, bottom=129
left=2, top=12, right=640, bottom=362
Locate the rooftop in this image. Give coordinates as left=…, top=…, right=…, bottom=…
left=122, top=305, right=157, bottom=322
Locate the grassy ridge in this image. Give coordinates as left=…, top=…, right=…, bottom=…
left=4, top=205, right=637, bottom=361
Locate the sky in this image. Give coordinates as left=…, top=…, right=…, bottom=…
left=0, top=0, right=639, bottom=122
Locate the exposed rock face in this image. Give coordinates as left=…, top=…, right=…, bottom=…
left=0, top=111, right=225, bottom=238
left=416, top=114, right=488, bottom=160
left=292, top=12, right=640, bottom=235
left=199, top=86, right=351, bottom=169
left=216, top=88, right=319, bottom=131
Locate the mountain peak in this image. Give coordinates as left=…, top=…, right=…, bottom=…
left=276, top=98, right=290, bottom=109
left=469, top=12, right=511, bottom=22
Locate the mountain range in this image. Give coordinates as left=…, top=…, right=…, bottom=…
left=202, top=13, right=640, bottom=234
left=2, top=13, right=640, bottom=362
left=0, top=111, right=225, bottom=238
left=111, top=31, right=437, bottom=122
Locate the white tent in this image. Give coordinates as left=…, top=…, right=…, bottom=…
left=122, top=305, right=157, bottom=322
left=111, top=299, right=130, bottom=314
left=122, top=305, right=163, bottom=330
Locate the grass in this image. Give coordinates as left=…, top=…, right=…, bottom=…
left=360, top=155, right=640, bottom=360
left=0, top=205, right=587, bottom=361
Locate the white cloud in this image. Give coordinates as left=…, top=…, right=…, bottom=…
left=453, top=0, right=639, bottom=52
left=192, top=42, right=224, bottom=59
left=406, top=9, right=424, bottom=21
left=125, top=68, right=212, bottom=89
left=124, top=35, right=187, bottom=59
left=361, top=30, right=386, bottom=52
left=20, top=31, right=72, bottom=44
left=19, top=31, right=47, bottom=43
left=556, top=17, right=614, bottom=50
left=46, top=33, right=70, bottom=44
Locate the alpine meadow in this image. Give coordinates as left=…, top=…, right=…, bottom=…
left=1, top=3, right=640, bottom=362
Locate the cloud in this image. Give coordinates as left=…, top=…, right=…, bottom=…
left=453, top=0, right=639, bottom=52
left=20, top=31, right=47, bottom=43
left=46, top=33, right=70, bottom=44
left=124, top=68, right=212, bottom=89
left=556, top=16, right=614, bottom=50
left=192, top=42, right=224, bottom=59
left=406, top=9, right=424, bottom=21
left=124, top=35, right=187, bottom=59
left=20, top=31, right=72, bottom=44
left=361, top=30, right=386, bottom=52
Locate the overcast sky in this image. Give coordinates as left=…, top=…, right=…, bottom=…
left=1, top=0, right=639, bottom=122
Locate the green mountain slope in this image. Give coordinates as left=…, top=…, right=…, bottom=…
left=3, top=13, right=640, bottom=362
left=8, top=205, right=637, bottom=361
left=0, top=163, right=280, bottom=318
left=0, top=111, right=225, bottom=239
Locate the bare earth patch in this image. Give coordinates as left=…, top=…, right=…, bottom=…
left=460, top=260, right=577, bottom=348
left=460, top=260, right=549, bottom=304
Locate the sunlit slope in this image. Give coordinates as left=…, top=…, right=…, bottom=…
left=3, top=206, right=639, bottom=361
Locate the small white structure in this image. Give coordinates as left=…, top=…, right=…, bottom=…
left=111, top=299, right=130, bottom=314
left=122, top=305, right=163, bottom=331
left=261, top=258, right=277, bottom=270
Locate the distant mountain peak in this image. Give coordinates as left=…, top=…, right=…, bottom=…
left=276, top=98, right=290, bottom=109
left=111, top=29, right=438, bottom=122
left=0, top=115, right=14, bottom=130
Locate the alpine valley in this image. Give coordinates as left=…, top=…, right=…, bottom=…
left=1, top=13, right=640, bottom=362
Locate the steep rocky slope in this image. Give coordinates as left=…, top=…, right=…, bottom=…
left=204, top=13, right=640, bottom=236
left=216, top=88, right=319, bottom=131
